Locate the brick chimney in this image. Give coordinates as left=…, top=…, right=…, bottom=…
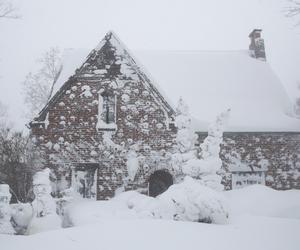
left=249, top=29, right=266, bottom=61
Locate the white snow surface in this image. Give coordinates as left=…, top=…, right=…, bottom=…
left=52, top=47, right=300, bottom=131
left=2, top=185, right=300, bottom=250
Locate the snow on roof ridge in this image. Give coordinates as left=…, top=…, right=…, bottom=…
left=135, top=49, right=250, bottom=53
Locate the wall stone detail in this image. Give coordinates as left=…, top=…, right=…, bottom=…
left=197, top=132, right=300, bottom=190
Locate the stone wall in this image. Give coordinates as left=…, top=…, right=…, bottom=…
left=197, top=132, right=300, bottom=190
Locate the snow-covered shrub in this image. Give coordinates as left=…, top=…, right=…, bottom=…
left=11, top=203, right=33, bottom=235
left=159, top=176, right=229, bottom=224
left=26, top=168, right=61, bottom=234
left=56, top=188, right=74, bottom=227
left=126, top=145, right=140, bottom=181
left=0, top=184, right=15, bottom=234
left=117, top=177, right=229, bottom=224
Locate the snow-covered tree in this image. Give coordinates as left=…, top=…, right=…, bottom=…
left=172, top=98, right=197, bottom=174
left=23, top=47, right=62, bottom=118
left=182, top=109, right=230, bottom=191
left=175, top=97, right=196, bottom=153
left=0, top=128, right=44, bottom=202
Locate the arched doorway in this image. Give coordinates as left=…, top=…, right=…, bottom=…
left=148, top=170, right=173, bottom=197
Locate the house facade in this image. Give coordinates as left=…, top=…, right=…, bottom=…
left=30, top=30, right=300, bottom=199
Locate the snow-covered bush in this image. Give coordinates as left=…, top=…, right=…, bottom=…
left=159, top=176, right=229, bottom=224
left=11, top=203, right=33, bottom=235
left=26, top=168, right=61, bottom=234
left=126, top=144, right=140, bottom=181
left=56, top=188, right=74, bottom=227
left=117, top=177, right=229, bottom=224
left=0, top=184, right=15, bottom=234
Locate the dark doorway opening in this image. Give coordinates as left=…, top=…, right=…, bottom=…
left=73, top=163, right=98, bottom=199
left=148, top=170, right=173, bottom=197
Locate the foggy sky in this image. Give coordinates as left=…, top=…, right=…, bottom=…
left=0, top=0, right=299, bottom=130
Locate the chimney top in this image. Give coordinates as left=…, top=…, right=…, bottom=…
left=249, top=29, right=262, bottom=38
left=249, top=29, right=266, bottom=61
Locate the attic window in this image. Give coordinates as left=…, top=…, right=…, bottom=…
left=96, top=91, right=117, bottom=130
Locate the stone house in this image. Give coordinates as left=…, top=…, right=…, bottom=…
left=29, top=30, right=300, bottom=199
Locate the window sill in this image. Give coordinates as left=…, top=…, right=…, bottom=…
left=96, top=121, right=117, bottom=131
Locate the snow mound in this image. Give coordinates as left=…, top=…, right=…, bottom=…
left=68, top=177, right=229, bottom=226
left=224, top=184, right=300, bottom=219
left=26, top=215, right=61, bottom=235
left=159, top=176, right=229, bottom=223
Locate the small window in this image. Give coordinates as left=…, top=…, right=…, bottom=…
left=102, top=93, right=115, bottom=124
left=97, top=91, right=117, bottom=130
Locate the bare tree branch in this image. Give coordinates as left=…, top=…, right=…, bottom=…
left=0, top=1, right=20, bottom=19
left=23, top=47, right=63, bottom=119
left=285, top=0, right=300, bottom=25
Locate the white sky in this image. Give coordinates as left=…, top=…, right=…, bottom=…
left=0, top=0, right=299, bottom=130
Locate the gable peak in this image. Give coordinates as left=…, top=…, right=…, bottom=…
left=95, top=30, right=124, bottom=52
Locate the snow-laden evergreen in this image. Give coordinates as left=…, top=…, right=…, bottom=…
left=173, top=96, right=230, bottom=191
left=182, top=109, right=230, bottom=191
left=172, top=98, right=197, bottom=174
left=175, top=97, right=196, bottom=154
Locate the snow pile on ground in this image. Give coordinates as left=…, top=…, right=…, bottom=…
left=1, top=184, right=300, bottom=250
left=69, top=176, right=228, bottom=226
left=224, top=184, right=300, bottom=219
left=159, top=177, right=228, bottom=223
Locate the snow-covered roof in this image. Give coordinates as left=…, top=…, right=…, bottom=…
left=52, top=38, right=300, bottom=132
left=135, top=50, right=299, bottom=132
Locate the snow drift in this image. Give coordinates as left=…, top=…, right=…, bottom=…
left=68, top=176, right=229, bottom=226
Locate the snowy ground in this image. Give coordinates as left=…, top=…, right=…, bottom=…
left=2, top=185, right=300, bottom=250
